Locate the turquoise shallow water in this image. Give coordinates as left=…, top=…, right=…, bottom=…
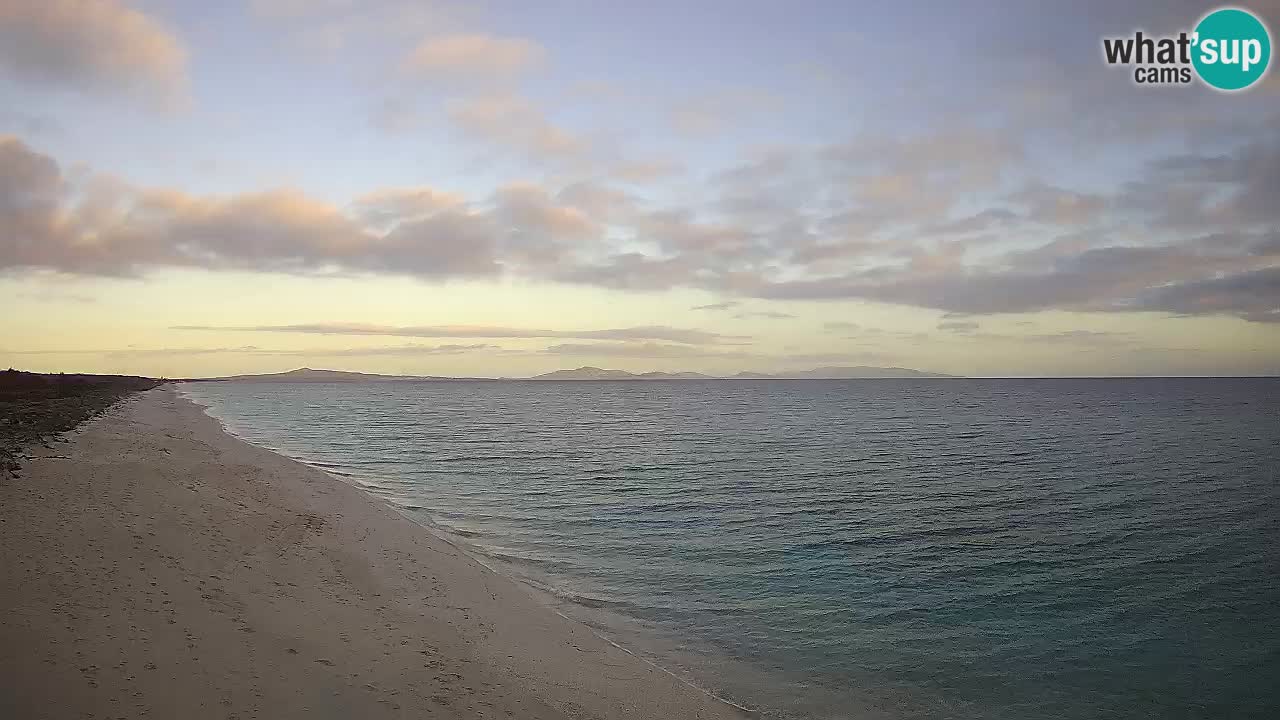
left=180, top=378, right=1280, bottom=719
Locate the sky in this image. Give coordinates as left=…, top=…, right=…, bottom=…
left=1, top=0, right=1278, bottom=378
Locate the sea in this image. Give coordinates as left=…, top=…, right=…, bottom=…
left=178, top=378, right=1280, bottom=719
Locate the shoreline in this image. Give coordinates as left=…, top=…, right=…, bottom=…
left=0, top=387, right=750, bottom=719
left=180, top=385, right=758, bottom=716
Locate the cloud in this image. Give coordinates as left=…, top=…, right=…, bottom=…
left=938, top=320, right=979, bottom=333
left=822, top=321, right=863, bottom=332
left=734, top=311, right=796, bottom=320
left=7, top=345, right=263, bottom=357
left=404, top=33, right=543, bottom=82
left=542, top=342, right=891, bottom=366
left=8, top=341, right=893, bottom=370
left=691, top=301, right=739, bottom=311
left=1130, top=266, right=1280, bottom=323
left=490, top=183, right=599, bottom=269
left=0, top=137, right=501, bottom=277
left=954, top=329, right=1140, bottom=347
left=0, top=0, right=188, bottom=107
left=5, top=131, right=1279, bottom=325
left=751, top=223, right=1279, bottom=320
left=1009, top=183, right=1107, bottom=225
left=293, top=343, right=495, bottom=356
left=924, top=208, right=1021, bottom=236
left=555, top=182, right=636, bottom=223
left=171, top=323, right=746, bottom=345
left=9, top=343, right=497, bottom=358
left=544, top=342, right=754, bottom=359
left=447, top=94, right=587, bottom=165
left=351, top=187, right=466, bottom=226
left=1026, top=330, right=1136, bottom=345
left=611, top=159, right=684, bottom=183
left=249, top=0, right=448, bottom=54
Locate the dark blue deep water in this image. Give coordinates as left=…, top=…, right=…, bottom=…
left=180, top=379, right=1280, bottom=719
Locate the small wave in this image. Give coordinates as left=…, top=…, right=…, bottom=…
left=307, top=460, right=350, bottom=470
left=557, top=591, right=635, bottom=610
left=475, top=546, right=554, bottom=567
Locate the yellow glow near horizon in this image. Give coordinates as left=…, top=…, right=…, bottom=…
left=2, top=270, right=1277, bottom=378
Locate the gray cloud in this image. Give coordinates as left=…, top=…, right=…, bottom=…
left=823, top=321, right=862, bottom=332
left=924, top=208, right=1021, bottom=236
left=938, top=320, right=980, bottom=333
left=0, top=0, right=188, bottom=107
left=1009, top=183, right=1107, bottom=225
left=734, top=311, right=796, bottom=320
left=171, top=323, right=746, bottom=345
left=1130, top=266, right=1280, bottom=323
left=754, top=235, right=1279, bottom=320
left=691, top=301, right=740, bottom=311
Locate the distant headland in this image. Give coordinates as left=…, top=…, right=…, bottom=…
left=180, top=366, right=957, bottom=382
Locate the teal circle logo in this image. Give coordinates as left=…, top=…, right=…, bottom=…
left=1192, top=7, right=1272, bottom=91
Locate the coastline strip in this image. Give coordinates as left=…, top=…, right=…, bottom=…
left=0, top=386, right=747, bottom=719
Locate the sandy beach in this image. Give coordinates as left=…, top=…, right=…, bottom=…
left=0, top=387, right=745, bottom=719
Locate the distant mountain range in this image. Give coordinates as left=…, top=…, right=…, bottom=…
left=184, top=366, right=954, bottom=382
left=183, top=368, right=465, bottom=383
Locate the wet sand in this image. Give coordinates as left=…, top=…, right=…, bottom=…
left=0, top=386, right=745, bottom=719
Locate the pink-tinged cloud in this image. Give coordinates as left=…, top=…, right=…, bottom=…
left=404, top=33, right=544, bottom=81
left=447, top=94, right=587, bottom=164
left=3, top=134, right=1278, bottom=324
left=0, top=0, right=188, bottom=107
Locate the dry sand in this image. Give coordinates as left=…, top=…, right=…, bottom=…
left=0, top=387, right=748, bottom=719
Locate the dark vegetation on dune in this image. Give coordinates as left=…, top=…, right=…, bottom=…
left=0, top=369, right=165, bottom=477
